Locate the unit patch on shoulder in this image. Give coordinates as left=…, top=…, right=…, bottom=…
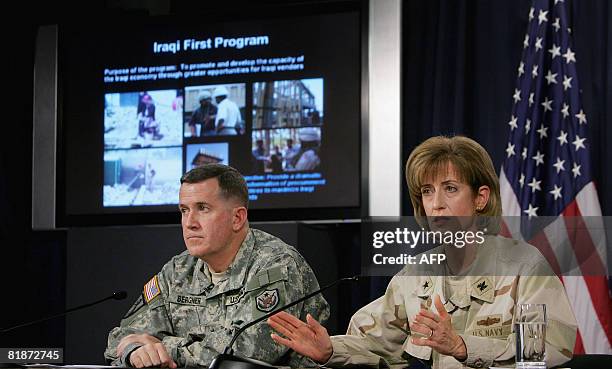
left=143, top=275, right=161, bottom=303
left=255, top=289, right=279, bottom=312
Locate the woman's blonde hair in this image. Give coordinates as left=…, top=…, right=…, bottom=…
left=405, top=136, right=502, bottom=232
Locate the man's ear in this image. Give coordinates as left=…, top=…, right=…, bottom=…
left=232, top=206, right=248, bottom=231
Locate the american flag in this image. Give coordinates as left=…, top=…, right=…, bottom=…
left=499, top=0, right=611, bottom=354
left=143, top=275, right=161, bottom=303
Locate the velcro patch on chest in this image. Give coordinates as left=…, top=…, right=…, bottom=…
left=225, top=290, right=245, bottom=306
left=255, top=288, right=280, bottom=312
left=172, top=294, right=205, bottom=306
left=476, top=314, right=502, bottom=326
left=469, top=314, right=510, bottom=338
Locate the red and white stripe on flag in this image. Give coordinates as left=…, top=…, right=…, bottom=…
left=501, top=170, right=612, bottom=354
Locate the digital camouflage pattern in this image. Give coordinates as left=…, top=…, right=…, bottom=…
left=326, top=236, right=577, bottom=369
left=105, top=228, right=330, bottom=367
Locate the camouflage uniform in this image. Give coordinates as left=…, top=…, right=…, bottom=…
left=105, top=228, right=330, bottom=367
left=326, top=236, right=577, bottom=369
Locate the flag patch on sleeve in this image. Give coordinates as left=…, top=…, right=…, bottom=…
left=143, top=275, right=161, bottom=303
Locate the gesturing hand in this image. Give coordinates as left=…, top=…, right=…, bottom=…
left=409, top=295, right=467, bottom=361
left=268, top=311, right=333, bottom=364
left=117, top=333, right=177, bottom=368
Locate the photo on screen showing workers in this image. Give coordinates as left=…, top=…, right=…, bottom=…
left=104, top=89, right=183, bottom=149
left=183, top=83, right=246, bottom=137
left=103, top=147, right=182, bottom=207
left=251, top=127, right=321, bottom=173
left=185, top=142, right=229, bottom=170
left=252, top=78, right=324, bottom=129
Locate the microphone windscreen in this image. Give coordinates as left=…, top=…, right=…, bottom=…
left=113, top=291, right=128, bottom=300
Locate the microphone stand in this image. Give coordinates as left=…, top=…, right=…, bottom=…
left=209, top=276, right=359, bottom=369
left=1, top=291, right=128, bottom=333
left=0, top=291, right=128, bottom=367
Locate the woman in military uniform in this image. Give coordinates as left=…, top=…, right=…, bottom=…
left=268, top=135, right=577, bottom=369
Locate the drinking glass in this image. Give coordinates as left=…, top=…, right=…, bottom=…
left=514, top=303, right=547, bottom=369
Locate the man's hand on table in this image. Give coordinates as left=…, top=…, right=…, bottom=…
left=117, top=333, right=177, bottom=368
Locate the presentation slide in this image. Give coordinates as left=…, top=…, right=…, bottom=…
left=60, top=11, right=361, bottom=221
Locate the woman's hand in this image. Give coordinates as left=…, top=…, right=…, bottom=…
left=409, top=295, right=467, bottom=361
left=267, top=311, right=333, bottom=364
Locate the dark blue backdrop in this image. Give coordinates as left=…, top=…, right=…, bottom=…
left=400, top=0, right=612, bottom=216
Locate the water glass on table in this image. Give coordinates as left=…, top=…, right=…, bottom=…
left=514, top=303, right=547, bottom=369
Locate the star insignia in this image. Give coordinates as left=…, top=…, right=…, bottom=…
left=557, top=130, right=568, bottom=146
left=552, top=17, right=561, bottom=32
left=537, top=9, right=548, bottom=25
left=508, top=115, right=518, bottom=130
left=506, top=142, right=516, bottom=158
left=572, top=162, right=581, bottom=178
left=563, top=47, right=576, bottom=64
left=563, top=75, right=573, bottom=91
left=572, top=135, right=586, bottom=151
left=575, top=109, right=587, bottom=125
left=528, top=177, right=542, bottom=193
left=532, top=150, right=545, bottom=166
left=553, top=157, right=565, bottom=173
left=545, top=70, right=557, bottom=85
left=561, top=103, right=570, bottom=118
left=477, top=281, right=488, bottom=291
left=550, top=185, right=563, bottom=200
left=548, top=44, right=561, bottom=58
left=524, top=203, right=539, bottom=218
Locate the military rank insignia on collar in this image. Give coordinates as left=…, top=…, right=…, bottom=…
left=477, top=280, right=487, bottom=291
left=144, top=275, right=161, bottom=303
left=470, top=277, right=494, bottom=303
left=255, top=288, right=279, bottom=312
left=417, top=277, right=433, bottom=297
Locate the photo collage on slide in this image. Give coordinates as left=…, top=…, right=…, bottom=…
left=251, top=78, right=324, bottom=174
left=103, top=90, right=184, bottom=207
left=102, top=80, right=322, bottom=207
left=102, top=84, right=245, bottom=207
left=183, top=83, right=245, bottom=171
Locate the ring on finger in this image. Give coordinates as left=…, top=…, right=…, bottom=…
left=427, top=328, right=434, bottom=338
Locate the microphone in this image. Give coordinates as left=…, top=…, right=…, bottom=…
left=209, top=276, right=360, bottom=369
left=1, top=290, right=128, bottom=333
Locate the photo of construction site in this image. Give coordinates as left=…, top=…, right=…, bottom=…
left=251, top=127, right=321, bottom=173
left=186, top=143, right=229, bottom=170
left=184, top=83, right=246, bottom=137
left=103, top=147, right=182, bottom=207
left=252, top=78, right=323, bottom=129
left=104, top=89, right=183, bottom=149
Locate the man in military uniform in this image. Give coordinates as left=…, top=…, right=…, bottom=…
left=104, top=163, right=329, bottom=368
